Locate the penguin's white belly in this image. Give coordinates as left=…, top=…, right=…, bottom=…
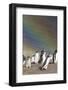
left=26, top=60, right=31, bottom=68
left=42, top=56, right=52, bottom=69
left=23, top=61, right=26, bottom=65
left=35, top=54, right=39, bottom=63
left=41, top=55, right=46, bottom=65
left=54, top=53, right=58, bottom=63
left=31, top=57, right=35, bottom=63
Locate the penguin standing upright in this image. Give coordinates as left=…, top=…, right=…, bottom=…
left=41, top=54, right=53, bottom=70
left=34, top=51, right=40, bottom=64
left=31, top=55, right=35, bottom=64
left=53, top=50, right=57, bottom=63
left=41, top=51, right=47, bottom=65
left=23, top=55, right=26, bottom=65
left=26, top=56, right=31, bottom=68
left=38, top=50, right=44, bottom=64
left=54, top=53, right=57, bottom=63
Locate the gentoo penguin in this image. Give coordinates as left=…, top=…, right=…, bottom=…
left=25, top=56, right=31, bottom=68
left=38, top=50, right=44, bottom=63
left=54, top=52, right=57, bottom=63
left=34, top=51, right=40, bottom=64
left=41, top=51, right=47, bottom=65
left=41, top=54, right=53, bottom=70
left=31, top=55, right=35, bottom=64
left=53, top=50, right=57, bottom=63
left=23, top=55, right=26, bottom=65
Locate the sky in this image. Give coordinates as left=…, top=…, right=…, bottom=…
left=23, top=15, right=57, bottom=56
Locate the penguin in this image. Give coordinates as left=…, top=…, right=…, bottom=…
left=31, top=55, right=35, bottom=64
left=41, top=51, right=47, bottom=65
left=38, top=50, right=44, bottom=64
left=34, top=51, right=40, bottom=64
left=23, top=55, right=26, bottom=65
left=25, top=56, right=31, bottom=69
left=53, top=50, right=57, bottom=64
left=41, top=54, right=53, bottom=70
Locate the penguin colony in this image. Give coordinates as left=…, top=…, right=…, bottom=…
left=23, top=50, right=57, bottom=70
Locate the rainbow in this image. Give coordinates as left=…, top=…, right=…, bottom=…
left=23, top=15, right=57, bottom=56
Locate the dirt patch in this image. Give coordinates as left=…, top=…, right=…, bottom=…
left=23, top=63, right=57, bottom=75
